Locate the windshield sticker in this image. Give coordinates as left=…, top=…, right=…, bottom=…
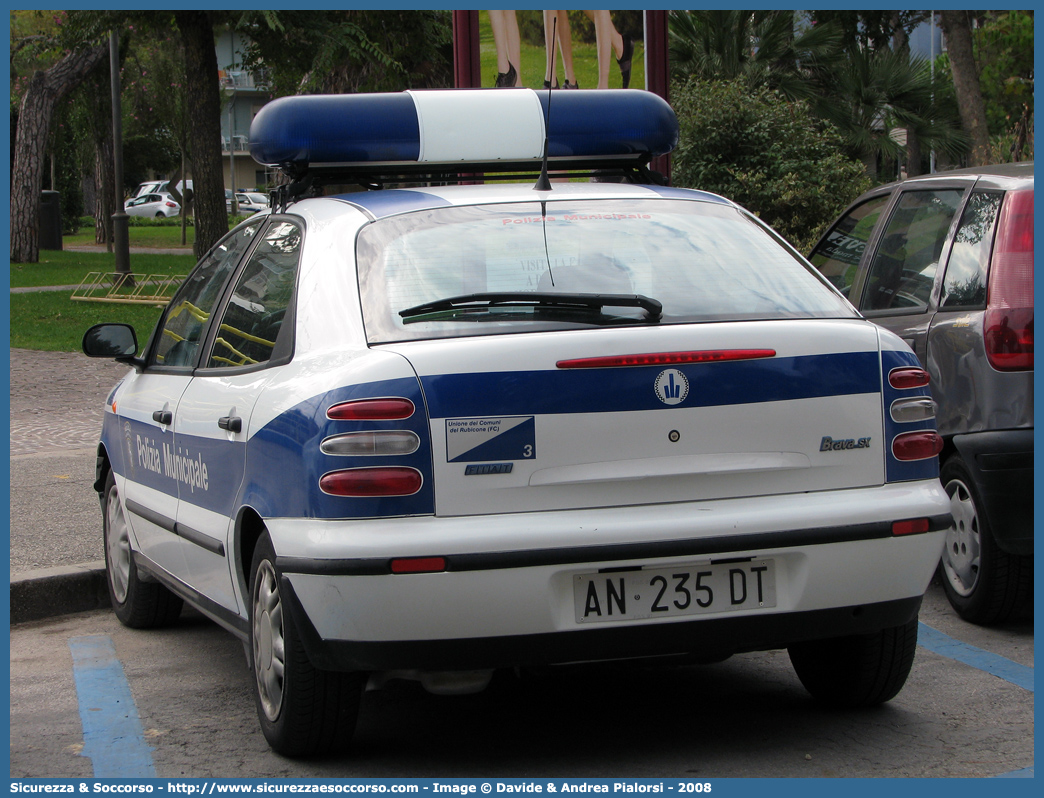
left=446, top=416, right=535, bottom=463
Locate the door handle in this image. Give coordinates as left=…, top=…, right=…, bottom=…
left=218, top=416, right=242, bottom=433
left=152, top=410, right=173, bottom=425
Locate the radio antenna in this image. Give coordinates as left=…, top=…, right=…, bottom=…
left=534, top=17, right=556, bottom=192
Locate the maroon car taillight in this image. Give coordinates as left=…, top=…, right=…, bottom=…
left=985, top=190, right=1033, bottom=371
left=891, top=430, right=943, bottom=461
left=319, top=466, right=423, bottom=497
left=888, top=366, right=930, bottom=390
left=327, top=397, right=416, bottom=420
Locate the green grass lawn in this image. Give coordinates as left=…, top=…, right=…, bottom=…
left=11, top=249, right=194, bottom=288
left=63, top=223, right=196, bottom=250
left=10, top=290, right=166, bottom=352
left=10, top=240, right=194, bottom=351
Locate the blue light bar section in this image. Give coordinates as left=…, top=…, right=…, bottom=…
left=250, top=93, right=420, bottom=166
left=535, top=90, right=678, bottom=158
left=250, top=89, right=677, bottom=170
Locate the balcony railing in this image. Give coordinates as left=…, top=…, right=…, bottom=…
left=221, top=135, right=250, bottom=153
left=219, top=68, right=270, bottom=91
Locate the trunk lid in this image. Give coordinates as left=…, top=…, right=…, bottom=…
left=384, top=319, right=886, bottom=517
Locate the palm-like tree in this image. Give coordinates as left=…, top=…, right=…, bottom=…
left=668, top=10, right=842, bottom=102
left=813, top=46, right=967, bottom=169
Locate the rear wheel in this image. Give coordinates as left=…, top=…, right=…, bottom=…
left=250, top=533, right=364, bottom=757
left=103, top=471, right=183, bottom=628
left=938, top=455, right=1032, bottom=625
left=788, top=619, right=917, bottom=708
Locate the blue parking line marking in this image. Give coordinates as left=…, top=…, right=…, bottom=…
left=918, top=622, right=1034, bottom=692
left=995, top=767, right=1034, bottom=778
left=69, top=635, right=156, bottom=778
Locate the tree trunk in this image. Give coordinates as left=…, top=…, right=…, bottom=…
left=939, top=11, right=990, bottom=166
left=906, top=130, right=923, bottom=177
left=94, top=136, right=115, bottom=248
left=10, top=43, right=107, bottom=263
left=176, top=10, right=228, bottom=258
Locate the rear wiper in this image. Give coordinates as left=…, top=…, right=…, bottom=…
left=399, top=292, right=663, bottom=322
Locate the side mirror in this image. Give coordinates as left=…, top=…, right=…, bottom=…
left=82, top=323, right=144, bottom=370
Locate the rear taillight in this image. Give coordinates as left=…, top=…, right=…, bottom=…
left=319, top=466, right=423, bottom=497
left=985, top=190, right=1033, bottom=371
left=888, top=366, right=930, bottom=390
left=890, top=396, right=936, bottom=423
left=891, top=430, right=943, bottom=461
left=327, top=397, right=415, bottom=420
left=321, top=430, right=420, bottom=456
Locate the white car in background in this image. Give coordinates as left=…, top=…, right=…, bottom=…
left=235, top=192, right=270, bottom=214
left=124, top=192, right=180, bottom=218
left=83, top=89, right=951, bottom=758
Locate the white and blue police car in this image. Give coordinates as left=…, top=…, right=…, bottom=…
left=83, top=89, right=951, bottom=757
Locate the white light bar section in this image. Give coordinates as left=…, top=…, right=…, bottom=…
left=408, top=89, right=546, bottom=163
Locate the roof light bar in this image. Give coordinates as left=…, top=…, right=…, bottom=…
left=249, top=89, right=678, bottom=174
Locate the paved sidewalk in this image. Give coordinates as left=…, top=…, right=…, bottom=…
left=10, top=348, right=133, bottom=621
left=10, top=246, right=192, bottom=620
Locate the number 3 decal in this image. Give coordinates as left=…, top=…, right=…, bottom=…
left=522, top=444, right=533, bottom=458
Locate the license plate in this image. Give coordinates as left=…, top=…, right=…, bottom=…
left=574, top=560, right=776, bottom=624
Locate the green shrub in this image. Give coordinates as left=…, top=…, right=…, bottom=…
left=126, top=215, right=194, bottom=227
left=671, top=77, right=872, bottom=251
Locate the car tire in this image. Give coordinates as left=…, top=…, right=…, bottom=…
left=155, top=211, right=165, bottom=218
left=937, top=455, right=1033, bottom=625
left=787, top=619, right=917, bottom=708
left=103, top=471, right=183, bottom=628
left=250, top=533, right=364, bottom=757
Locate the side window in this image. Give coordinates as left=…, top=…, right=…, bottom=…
left=206, top=220, right=302, bottom=369
left=860, top=189, right=963, bottom=312
left=940, top=191, right=1002, bottom=309
left=807, top=195, right=889, bottom=296
left=150, top=222, right=263, bottom=368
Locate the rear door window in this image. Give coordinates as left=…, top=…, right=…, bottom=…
left=206, top=220, right=302, bottom=369
left=859, top=189, right=964, bottom=312
left=150, top=222, right=263, bottom=368
left=808, top=194, right=890, bottom=296
left=939, top=191, right=1002, bottom=309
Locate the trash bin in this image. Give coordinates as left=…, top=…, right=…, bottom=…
left=39, top=190, right=63, bottom=251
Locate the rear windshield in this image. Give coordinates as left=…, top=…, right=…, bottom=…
left=357, top=198, right=857, bottom=343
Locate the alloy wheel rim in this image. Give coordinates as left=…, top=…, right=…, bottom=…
left=942, top=478, right=980, bottom=598
left=252, top=559, right=286, bottom=721
left=105, top=487, right=132, bottom=604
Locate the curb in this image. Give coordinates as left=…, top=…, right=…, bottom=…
left=10, top=561, right=110, bottom=624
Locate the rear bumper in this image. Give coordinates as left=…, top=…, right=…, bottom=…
left=952, top=429, right=1034, bottom=555
left=268, top=481, right=949, bottom=672
left=283, top=584, right=923, bottom=672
